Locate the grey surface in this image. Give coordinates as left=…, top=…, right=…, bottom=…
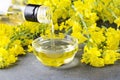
left=0, top=53, right=120, bottom=80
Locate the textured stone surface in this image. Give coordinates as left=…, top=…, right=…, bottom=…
left=0, top=53, right=120, bottom=80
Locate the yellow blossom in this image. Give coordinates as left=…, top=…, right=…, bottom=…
left=0, top=36, right=10, bottom=47
left=114, top=17, right=120, bottom=28
left=103, top=50, right=119, bottom=64
left=90, top=30, right=105, bottom=44
left=58, top=0, right=71, bottom=8
left=106, top=28, right=120, bottom=50
left=81, top=47, right=102, bottom=64
left=28, top=0, right=44, bottom=4
left=90, top=57, right=104, bottom=67
left=72, top=21, right=82, bottom=33
left=9, top=45, right=25, bottom=56
left=27, top=45, right=33, bottom=53
left=22, top=39, right=33, bottom=46
left=71, top=32, right=87, bottom=44
left=0, top=48, right=17, bottom=68
left=54, top=23, right=59, bottom=30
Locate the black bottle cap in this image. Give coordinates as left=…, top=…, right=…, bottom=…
left=24, top=4, right=41, bottom=22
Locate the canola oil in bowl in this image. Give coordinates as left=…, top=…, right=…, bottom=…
left=32, top=35, right=78, bottom=67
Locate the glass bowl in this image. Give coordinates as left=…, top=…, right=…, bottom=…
left=32, top=34, right=78, bottom=67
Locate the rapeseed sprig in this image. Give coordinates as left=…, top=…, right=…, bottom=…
left=0, top=0, right=120, bottom=68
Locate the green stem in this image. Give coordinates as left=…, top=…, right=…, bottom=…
left=71, top=5, right=87, bottom=29
left=65, top=27, right=72, bottom=34
left=71, top=5, right=90, bottom=40
left=107, top=8, right=117, bottom=19
left=107, top=8, right=119, bottom=30
left=116, top=49, right=120, bottom=53
left=99, top=0, right=118, bottom=19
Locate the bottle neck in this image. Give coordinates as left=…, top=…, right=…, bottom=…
left=24, top=4, right=52, bottom=24
left=24, top=4, right=40, bottom=22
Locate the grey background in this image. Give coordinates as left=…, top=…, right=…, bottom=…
left=0, top=52, right=120, bottom=80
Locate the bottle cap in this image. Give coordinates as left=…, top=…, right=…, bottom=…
left=24, top=4, right=40, bottom=22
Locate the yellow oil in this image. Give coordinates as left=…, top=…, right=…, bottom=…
left=33, top=39, right=78, bottom=67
